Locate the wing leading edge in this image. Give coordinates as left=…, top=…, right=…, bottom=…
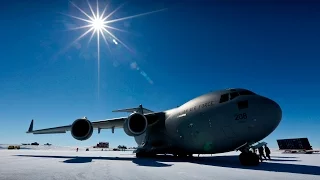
left=26, top=105, right=160, bottom=135
left=26, top=117, right=126, bottom=135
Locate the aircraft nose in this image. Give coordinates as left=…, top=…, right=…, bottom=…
left=270, top=99, right=282, bottom=124
left=264, top=97, right=282, bottom=128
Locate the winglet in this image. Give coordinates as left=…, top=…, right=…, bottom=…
left=27, top=119, right=34, bottom=133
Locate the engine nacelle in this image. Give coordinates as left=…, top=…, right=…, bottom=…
left=123, top=113, right=148, bottom=136
left=71, top=118, right=93, bottom=141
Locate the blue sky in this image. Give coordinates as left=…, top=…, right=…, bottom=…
left=0, top=0, right=319, bottom=148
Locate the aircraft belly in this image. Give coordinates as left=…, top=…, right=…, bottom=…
left=174, top=112, right=224, bottom=153
left=222, top=126, right=236, bottom=138
left=164, top=102, right=254, bottom=153
left=202, top=106, right=244, bottom=152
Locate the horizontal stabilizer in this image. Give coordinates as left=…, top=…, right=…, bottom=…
left=112, top=104, right=153, bottom=114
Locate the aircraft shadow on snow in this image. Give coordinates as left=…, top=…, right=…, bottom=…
left=16, top=154, right=320, bottom=176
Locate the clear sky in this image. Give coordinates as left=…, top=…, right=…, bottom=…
left=0, top=0, right=319, bottom=148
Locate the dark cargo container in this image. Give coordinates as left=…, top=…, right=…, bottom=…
left=277, top=138, right=312, bottom=150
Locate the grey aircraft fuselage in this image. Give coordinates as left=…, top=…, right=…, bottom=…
left=135, top=88, right=282, bottom=154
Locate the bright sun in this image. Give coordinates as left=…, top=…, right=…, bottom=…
left=65, top=1, right=166, bottom=53
left=92, top=18, right=104, bottom=31
left=63, top=0, right=166, bottom=97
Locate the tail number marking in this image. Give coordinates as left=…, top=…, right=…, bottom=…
left=235, top=113, right=247, bottom=120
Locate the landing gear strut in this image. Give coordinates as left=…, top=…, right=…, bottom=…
left=239, top=151, right=259, bottom=166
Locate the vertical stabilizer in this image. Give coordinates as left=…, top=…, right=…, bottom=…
left=27, top=119, right=34, bottom=133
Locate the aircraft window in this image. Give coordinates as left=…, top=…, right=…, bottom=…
left=219, top=94, right=229, bottom=103
left=230, top=92, right=239, bottom=100
left=238, top=90, right=255, bottom=95
left=238, top=100, right=248, bottom=110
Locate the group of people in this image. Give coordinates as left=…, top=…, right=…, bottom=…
left=254, top=144, right=271, bottom=162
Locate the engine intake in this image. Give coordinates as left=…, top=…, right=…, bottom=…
left=123, top=113, right=148, bottom=136
left=71, top=118, right=93, bottom=141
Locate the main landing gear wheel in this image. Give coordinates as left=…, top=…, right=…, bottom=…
left=239, top=152, right=259, bottom=166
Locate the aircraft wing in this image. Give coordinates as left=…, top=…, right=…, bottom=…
left=26, top=105, right=162, bottom=135
left=26, top=117, right=126, bottom=134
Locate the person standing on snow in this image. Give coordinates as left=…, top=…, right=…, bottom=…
left=258, top=146, right=266, bottom=162
left=264, top=145, right=271, bottom=160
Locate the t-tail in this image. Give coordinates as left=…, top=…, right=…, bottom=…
left=112, top=104, right=153, bottom=114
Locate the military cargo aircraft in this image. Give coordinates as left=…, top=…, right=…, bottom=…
left=26, top=88, right=282, bottom=166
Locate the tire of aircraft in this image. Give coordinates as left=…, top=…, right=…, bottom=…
left=250, top=153, right=260, bottom=166
left=239, top=152, right=260, bottom=166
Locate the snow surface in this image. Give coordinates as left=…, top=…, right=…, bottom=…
left=0, top=146, right=319, bottom=180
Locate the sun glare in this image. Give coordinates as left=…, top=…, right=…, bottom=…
left=63, top=0, right=167, bottom=97
left=92, top=18, right=104, bottom=30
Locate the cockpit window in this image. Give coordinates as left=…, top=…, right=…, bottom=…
left=219, top=94, right=229, bottom=103
left=238, top=90, right=255, bottom=95
left=230, top=92, right=239, bottom=100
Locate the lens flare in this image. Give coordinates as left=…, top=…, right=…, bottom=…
left=62, top=0, right=166, bottom=97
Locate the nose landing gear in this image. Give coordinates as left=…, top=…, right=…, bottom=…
left=236, top=142, right=260, bottom=166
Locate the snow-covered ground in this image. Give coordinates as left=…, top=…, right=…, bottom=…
left=0, top=144, right=133, bottom=151
left=0, top=147, right=319, bottom=180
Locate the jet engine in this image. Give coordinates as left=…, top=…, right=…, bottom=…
left=123, top=113, right=148, bottom=136
left=71, top=118, right=93, bottom=141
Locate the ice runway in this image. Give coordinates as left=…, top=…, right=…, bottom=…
left=0, top=147, right=319, bottom=180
